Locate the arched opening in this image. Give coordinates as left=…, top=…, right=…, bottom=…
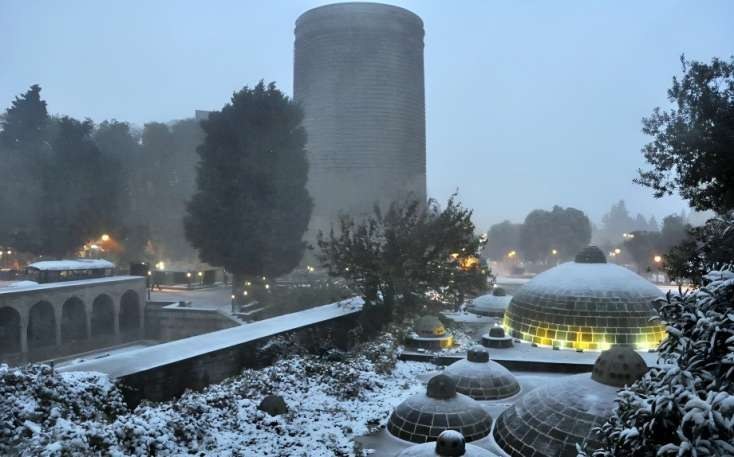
left=119, top=290, right=141, bottom=336
left=91, top=294, right=115, bottom=337
left=61, top=297, right=87, bottom=343
left=0, top=306, right=21, bottom=354
left=28, top=301, right=56, bottom=349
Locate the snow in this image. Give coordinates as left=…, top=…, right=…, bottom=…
left=60, top=297, right=365, bottom=379
left=26, top=259, right=115, bottom=271
left=3, top=334, right=436, bottom=456
left=4, top=280, right=39, bottom=287
left=518, top=261, right=663, bottom=296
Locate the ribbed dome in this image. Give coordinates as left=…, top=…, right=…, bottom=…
left=481, top=326, right=513, bottom=349
left=388, top=375, right=493, bottom=443
left=444, top=347, right=520, bottom=400
left=493, top=347, right=647, bottom=457
left=503, top=255, right=666, bottom=350
left=397, top=430, right=499, bottom=456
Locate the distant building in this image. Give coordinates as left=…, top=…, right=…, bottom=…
left=194, top=110, right=211, bottom=121
left=293, top=3, right=427, bottom=239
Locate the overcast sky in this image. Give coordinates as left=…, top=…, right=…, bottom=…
left=2, top=0, right=732, bottom=230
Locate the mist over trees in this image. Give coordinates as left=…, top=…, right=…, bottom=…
left=0, top=85, right=206, bottom=263
left=184, top=82, right=312, bottom=303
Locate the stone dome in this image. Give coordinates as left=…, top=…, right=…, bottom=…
left=493, top=347, right=648, bottom=457
left=466, top=289, right=512, bottom=317
left=444, top=347, right=520, bottom=400
left=415, top=315, right=447, bottom=337
left=397, top=430, right=499, bottom=456
left=388, top=374, right=493, bottom=443
left=502, top=247, right=666, bottom=351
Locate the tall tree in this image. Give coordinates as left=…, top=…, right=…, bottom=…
left=0, top=85, right=49, bottom=250
left=185, top=82, right=312, bottom=302
left=483, top=220, right=522, bottom=261
left=520, top=206, right=591, bottom=262
left=40, top=117, right=120, bottom=257
left=635, top=56, right=734, bottom=214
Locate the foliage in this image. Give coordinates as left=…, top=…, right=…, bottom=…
left=185, top=81, right=312, bottom=300
left=520, top=205, right=591, bottom=262
left=635, top=56, right=734, bottom=214
left=483, top=220, right=522, bottom=261
left=665, top=213, right=734, bottom=285
left=597, top=200, right=659, bottom=246
left=318, top=196, right=488, bottom=324
left=581, top=269, right=734, bottom=457
left=259, top=280, right=353, bottom=318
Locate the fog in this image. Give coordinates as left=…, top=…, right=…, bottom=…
left=1, top=0, right=732, bottom=229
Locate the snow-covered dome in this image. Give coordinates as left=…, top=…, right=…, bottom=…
left=466, top=288, right=512, bottom=316
left=414, top=315, right=447, bottom=337
left=387, top=374, right=493, bottom=443
left=493, top=346, right=647, bottom=457
left=443, top=347, right=520, bottom=400
left=502, top=246, right=666, bottom=350
left=397, top=430, right=498, bottom=456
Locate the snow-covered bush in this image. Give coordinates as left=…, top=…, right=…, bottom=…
left=581, top=269, right=734, bottom=456
left=0, top=364, right=128, bottom=455
left=2, top=331, right=427, bottom=456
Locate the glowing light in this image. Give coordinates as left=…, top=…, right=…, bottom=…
left=101, top=234, right=110, bottom=242
left=147, top=271, right=152, bottom=276
left=186, top=272, right=192, bottom=278
left=90, top=244, right=99, bottom=250
left=614, top=248, right=621, bottom=255
left=265, top=284, right=270, bottom=289
left=155, top=261, right=165, bottom=270
left=231, top=294, right=236, bottom=300
left=197, top=271, right=203, bottom=277
left=245, top=281, right=252, bottom=287
left=243, top=290, right=248, bottom=296
left=653, top=255, right=662, bottom=263
left=507, top=250, right=517, bottom=258
left=450, top=252, right=460, bottom=259
left=261, top=276, right=266, bottom=281
left=6, top=250, right=11, bottom=255
left=551, top=249, right=558, bottom=255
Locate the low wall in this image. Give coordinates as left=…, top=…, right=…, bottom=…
left=145, top=302, right=240, bottom=342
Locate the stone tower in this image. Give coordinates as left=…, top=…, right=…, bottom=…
left=294, top=2, right=427, bottom=239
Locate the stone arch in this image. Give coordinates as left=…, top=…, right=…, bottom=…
left=119, top=290, right=141, bottom=334
left=91, top=294, right=115, bottom=337
left=0, top=306, right=21, bottom=354
left=28, top=301, right=56, bottom=349
left=61, top=296, right=87, bottom=343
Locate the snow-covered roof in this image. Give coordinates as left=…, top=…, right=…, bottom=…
left=26, top=259, right=115, bottom=271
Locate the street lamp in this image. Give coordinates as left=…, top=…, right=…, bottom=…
left=614, top=248, right=621, bottom=255
left=653, top=255, right=662, bottom=263
left=101, top=234, right=110, bottom=242
left=551, top=249, right=558, bottom=255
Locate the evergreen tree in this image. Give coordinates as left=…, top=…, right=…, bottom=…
left=636, top=56, right=734, bottom=214
left=184, top=82, right=312, bottom=303
left=0, top=85, right=49, bottom=250
left=483, top=220, right=522, bottom=261
left=519, top=206, right=591, bottom=262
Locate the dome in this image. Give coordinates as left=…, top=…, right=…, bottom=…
left=481, top=326, right=514, bottom=349
left=397, top=430, right=499, bottom=456
left=415, top=315, right=447, bottom=337
left=502, top=248, right=666, bottom=351
left=466, top=289, right=512, bottom=317
left=388, top=374, right=493, bottom=443
left=444, top=347, right=520, bottom=400
left=493, top=347, right=648, bottom=457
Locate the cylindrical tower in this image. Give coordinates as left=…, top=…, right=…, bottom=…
left=294, top=2, right=426, bottom=238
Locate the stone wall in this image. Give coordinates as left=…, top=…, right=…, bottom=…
left=145, top=303, right=240, bottom=342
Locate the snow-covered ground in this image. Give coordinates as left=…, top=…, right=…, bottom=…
left=2, top=335, right=434, bottom=456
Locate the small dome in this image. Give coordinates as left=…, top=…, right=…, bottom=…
left=415, top=315, right=447, bottom=337
left=388, top=374, right=493, bottom=443
left=466, top=292, right=511, bottom=317
left=493, top=348, right=648, bottom=457
left=397, top=430, right=499, bottom=456
left=444, top=348, right=520, bottom=400
left=591, top=345, right=647, bottom=387
left=503, top=257, right=666, bottom=351
left=574, top=246, right=607, bottom=263
left=481, top=327, right=513, bottom=349
left=492, top=287, right=507, bottom=296
left=488, top=327, right=506, bottom=338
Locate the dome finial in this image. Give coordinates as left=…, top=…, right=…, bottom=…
left=591, top=345, right=647, bottom=387
left=435, top=430, right=466, bottom=456
left=574, top=246, right=607, bottom=263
